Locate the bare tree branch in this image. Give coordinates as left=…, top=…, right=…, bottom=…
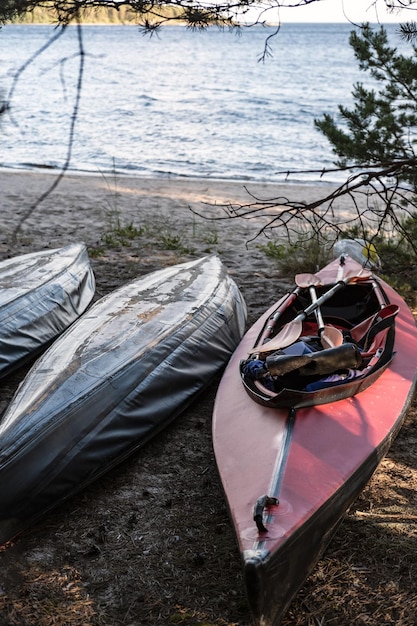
left=11, top=20, right=85, bottom=241
left=189, top=160, right=417, bottom=253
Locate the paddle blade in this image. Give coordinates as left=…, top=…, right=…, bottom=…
left=254, top=320, right=303, bottom=354
left=296, top=264, right=372, bottom=289
left=316, top=257, right=372, bottom=285
left=295, top=273, right=322, bottom=289
left=321, top=326, right=343, bottom=349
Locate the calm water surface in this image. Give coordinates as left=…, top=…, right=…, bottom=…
left=0, top=23, right=403, bottom=183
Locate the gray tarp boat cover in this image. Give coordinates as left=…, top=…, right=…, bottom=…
left=0, top=255, right=247, bottom=543
left=0, top=243, right=95, bottom=378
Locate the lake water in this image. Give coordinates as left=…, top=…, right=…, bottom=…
left=0, top=22, right=403, bottom=184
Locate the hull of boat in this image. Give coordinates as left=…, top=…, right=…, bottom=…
left=0, top=255, right=246, bottom=544
left=213, top=266, right=417, bottom=625
left=0, top=243, right=95, bottom=378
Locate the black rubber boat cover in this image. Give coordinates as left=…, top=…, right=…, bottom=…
left=0, top=243, right=95, bottom=378
left=0, top=255, right=247, bottom=544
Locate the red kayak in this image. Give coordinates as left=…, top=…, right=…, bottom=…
left=213, top=250, right=417, bottom=626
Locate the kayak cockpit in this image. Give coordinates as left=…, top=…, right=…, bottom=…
left=241, top=254, right=398, bottom=409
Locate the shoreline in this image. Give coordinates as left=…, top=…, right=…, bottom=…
left=0, top=168, right=356, bottom=240
left=0, top=167, right=369, bottom=303
left=0, top=163, right=345, bottom=186
left=0, top=168, right=366, bottom=280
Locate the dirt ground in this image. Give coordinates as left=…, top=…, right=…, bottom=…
left=0, top=172, right=416, bottom=626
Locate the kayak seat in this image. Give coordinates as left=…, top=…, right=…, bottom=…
left=349, top=304, right=399, bottom=351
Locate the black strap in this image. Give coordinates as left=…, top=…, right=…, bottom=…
left=362, top=305, right=398, bottom=352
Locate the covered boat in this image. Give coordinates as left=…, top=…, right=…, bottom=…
left=213, top=244, right=417, bottom=626
left=0, top=255, right=246, bottom=544
left=0, top=243, right=95, bottom=378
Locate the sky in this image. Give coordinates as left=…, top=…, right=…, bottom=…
left=272, top=0, right=408, bottom=23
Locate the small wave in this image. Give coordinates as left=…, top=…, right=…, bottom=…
left=0, top=23, right=379, bottom=186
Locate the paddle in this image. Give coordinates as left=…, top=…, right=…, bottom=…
left=298, top=272, right=342, bottom=348
left=308, top=284, right=343, bottom=349
left=255, top=263, right=370, bottom=354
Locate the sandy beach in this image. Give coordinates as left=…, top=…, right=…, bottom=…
left=0, top=167, right=366, bottom=304
left=0, top=169, right=416, bottom=626
left=1, top=168, right=352, bottom=316
left=0, top=168, right=358, bottom=253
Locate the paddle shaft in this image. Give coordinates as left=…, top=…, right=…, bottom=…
left=256, top=255, right=372, bottom=355
left=309, top=286, right=324, bottom=331
left=256, top=279, right=350, bottom=354
left=261, top=289, right=300, bottom=340
left=309, top=285, right=343, bottom=349
left=294, top=279, right=350, bottom=323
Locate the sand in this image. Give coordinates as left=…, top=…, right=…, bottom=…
left=0, top=168, right=359, bottom=251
